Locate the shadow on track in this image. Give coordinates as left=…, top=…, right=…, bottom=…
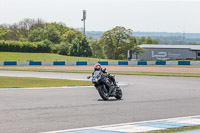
left=97, top=99, right=123, bottom=102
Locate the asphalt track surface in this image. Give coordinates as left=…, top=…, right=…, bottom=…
left=0, top=71, right=200, bottom=133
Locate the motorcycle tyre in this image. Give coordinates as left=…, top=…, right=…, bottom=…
left=98, top=85, right=109, bottom=101
left=115, top=88, right=122, bottom=99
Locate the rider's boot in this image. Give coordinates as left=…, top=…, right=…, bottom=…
left=113, top=81, right=119, bottom=88
left=114, top=82, right=120, bottom=91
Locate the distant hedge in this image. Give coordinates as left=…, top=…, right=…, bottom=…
left=0, top=40, right=51, bottom=53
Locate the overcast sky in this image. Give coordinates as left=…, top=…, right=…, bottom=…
left=0, top=0, right=200, bottom=33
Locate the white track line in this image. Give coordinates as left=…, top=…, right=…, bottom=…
left=0, top=82, right=128, bottom=90
left=41, top=115, right=200, bottom=133
left=0, top=86, right=94, bottom=90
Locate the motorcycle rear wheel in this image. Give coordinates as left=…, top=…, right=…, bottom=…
left=98, top=85, right=109, bottom=101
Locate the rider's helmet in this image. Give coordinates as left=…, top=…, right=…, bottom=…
left=94, top=63, right=101, bottom=71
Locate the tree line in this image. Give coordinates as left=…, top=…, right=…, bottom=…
left=0, top=18, right=158, bottom=60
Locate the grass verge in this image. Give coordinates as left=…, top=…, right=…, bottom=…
left=113, top=65, right=200, bottom=68
left=0, top=68, right=200, bottom=77
left=0, top=52, right=114, bottom=61
left=148, top=125, right=200, bottom=133
left=0, top=76, right=92, bottom=88
left=112, top=71, right=200, bottom=77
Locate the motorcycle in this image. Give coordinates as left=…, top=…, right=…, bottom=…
left=87, top=70, right=122, bottom=100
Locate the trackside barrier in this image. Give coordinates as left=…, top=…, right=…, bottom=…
left=53, top=61, right=65, bottom=65
left=138, top=61, right=147, bottom=65
left=108, top=61, right=118, bottom=65
left=156, top=61, right=166, bottom=65
left=147, top=61, right=156, bottom=65
left=66, top=61, right=76, bottom=65
left=98, top=61, right=108, bottom=65
left=4, top=61, right=17, bottom=65
left=76, top=61, right=87, bottom=65
left=118, top=61, right=128, bottom=65
left=0, top=61, right=3, bottom=65
left=1, top=61, right=200, bottom=66
left=166, top=61, right=178, bottom=65
left=178, top=61, right=190, bottom=65
left=17, top=61, right=29, bottom=65
left=191, top=61, right=200, bottom=65
left=42, top=61, right=53, bottom=65
left=128, top=61, right=137, bottom=65
left=29, top=61, right=42, bottom=65
left=87, top=61, right=97, bottom=65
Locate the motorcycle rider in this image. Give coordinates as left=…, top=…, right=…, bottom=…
left=92, top=63, right=118, bottom=87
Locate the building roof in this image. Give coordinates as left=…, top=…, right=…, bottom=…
left=140, top=44, right=200, bottom=50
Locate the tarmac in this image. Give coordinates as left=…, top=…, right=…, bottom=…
left=0, top=70, right=200, bottom=133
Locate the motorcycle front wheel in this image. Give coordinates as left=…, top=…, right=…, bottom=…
left=115, top=88, right=122, bottom=99
left=98, top=85, right=109, bottom=100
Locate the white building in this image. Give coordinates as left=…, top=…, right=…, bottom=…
left=132, top=44, right=200, bottom=60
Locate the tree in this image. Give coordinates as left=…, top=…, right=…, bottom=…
left=45, top=25, right=61, bottom=44
left=28, top=28, right=46, bottom=42
left=98, top=26, right=133, bottom=60
left=17, top=18, right=46, bottom=38
left=146, top=36, right=153, bottom=44
left=54, top=42, right=70, bottom=55
left=89, top=39, right=104, bottom=58
left=0, top=28, right=21, bottom=41
left=28, top=24, right=62, bottom=44
left=69, top=35, right=92, bottom=57
left=132, top=46, right=145, bottom=59
left=137, top=36, right=146, bottom=45
left=61, top=29, right=82, bottom=43
left=47, top=22, right=69, bottom=36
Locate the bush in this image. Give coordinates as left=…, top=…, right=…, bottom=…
left=0, top=40, right=52, bottom=53
left=52, top=42, right=70, bottom=55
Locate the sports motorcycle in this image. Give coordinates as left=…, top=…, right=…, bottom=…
left=88, top=71, right=122, bottom=100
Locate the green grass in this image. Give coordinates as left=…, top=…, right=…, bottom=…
left=0, top=52, right=114, bottom=61
left=113, top=65, right=200, bottom=68
left=0, top=76, right=92, bottom=88
left=1, top=68, right=200, bottom=77
left=148, top=125, right=200, bottom=133
left=112, top=71, right=200, bottom=77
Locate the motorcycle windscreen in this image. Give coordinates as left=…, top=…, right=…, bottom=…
left=93, top=71, right=101, bottom=81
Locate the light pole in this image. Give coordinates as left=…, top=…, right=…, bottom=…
left=81, top=10, right=86, bottom=34
left=183, top=31, right=185, bottom=45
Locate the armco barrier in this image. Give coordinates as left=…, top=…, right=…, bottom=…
left=4, top=61, right=17, bottom=65
left=118, top=61, right=128, bottom=65
left=53, top=61, right=65, bottom=65
left=156, top=61, right=166, bottom=65
left=29, top=61, right=42, bottom=65
left=76, top=61, right=87, bottom=65
left=98, top=61, right=108, bottom=65
left=178, top=61, right=190, bottom=65
left=138, top=61, right=147, bottom=65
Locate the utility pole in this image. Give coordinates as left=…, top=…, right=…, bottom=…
left=183, top=31, right=185, bottom=45
left=81, top=10, right=86, bottom=34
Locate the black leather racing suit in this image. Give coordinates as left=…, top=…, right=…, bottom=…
left=92, top=69, right=117, bottom=86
